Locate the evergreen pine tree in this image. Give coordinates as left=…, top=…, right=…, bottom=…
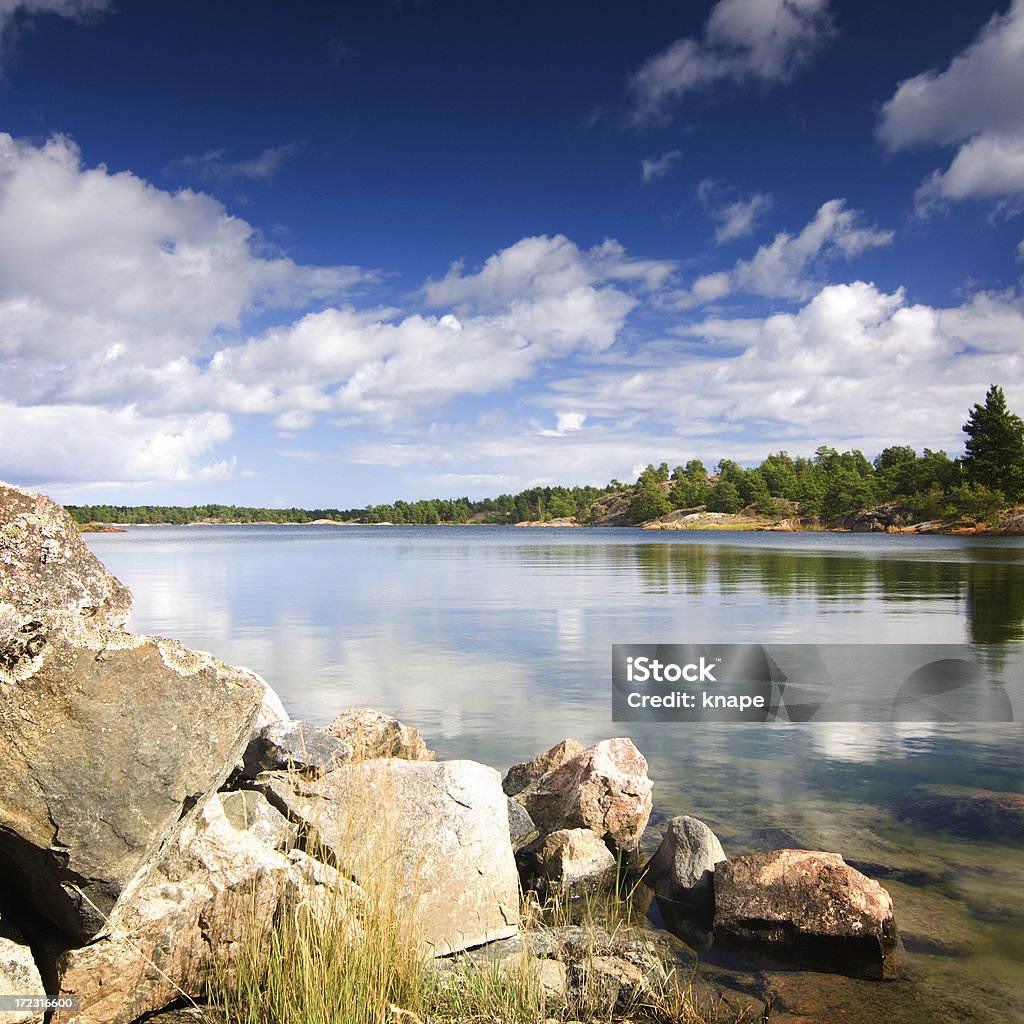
left=962, top=385, right=1024, bottom=501
left=628, top=476, right=671, bottom=523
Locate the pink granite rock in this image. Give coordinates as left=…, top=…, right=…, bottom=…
left=325, top=706, right=434, bottom=761
left=514, top=738, right=653, bottom=851
left=714, top=849, right=904, bottom=979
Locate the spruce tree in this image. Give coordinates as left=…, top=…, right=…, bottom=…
left=962, top=385, right=1024, bottom=501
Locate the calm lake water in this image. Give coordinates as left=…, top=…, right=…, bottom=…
left=84, top=526, right=1024, bottom=1023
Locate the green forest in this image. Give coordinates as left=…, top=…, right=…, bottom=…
left=68, top=386, right=1024, bottom=528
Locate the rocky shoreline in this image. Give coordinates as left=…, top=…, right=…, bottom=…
left=79, top=501, right=1024, bottom=535
left=3, top=481, right=1021, bottom=1024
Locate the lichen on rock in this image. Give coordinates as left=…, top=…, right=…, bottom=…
left=154, top=637, right=216, bottom=677
left=0, top=480, right=132, bottom=626
left=0, top=603, right=48, bottom=684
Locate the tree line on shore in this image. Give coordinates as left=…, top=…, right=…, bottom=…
left=627, top=385, right=1022, bottom=525
left=68, top=386, right=1024, bottom=528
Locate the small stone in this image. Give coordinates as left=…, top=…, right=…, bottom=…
left=488, top=956, right=568, bottom=1007
left=536, top=959, right=568, bottom=1004
left=644, top=815, right=726, bottom=909
left=534, top=828, right=617, bottom=896
left=325, top=707, right=434, bottom=761
left=241, top=720, right=351, bottom=777
left=574, top=955, right=653, bottom=1016
left=508, top=798, right=539, bottom=852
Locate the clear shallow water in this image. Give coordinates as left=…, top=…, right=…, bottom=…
left=85, top=526, right=1024, bottom=1022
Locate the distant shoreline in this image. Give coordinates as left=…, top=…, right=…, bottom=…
left=78, top=516, right=1024, bottom=536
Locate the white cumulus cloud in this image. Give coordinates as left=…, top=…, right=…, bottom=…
left=556, top=411, right=587, bottom=432
left=188, top=236, right=673, bottom=427
left=915, top=132, right=1024, bottom=210
left=0, top=131, right=372, bottom=485
left=545, top=281, right=1024, bottom=459
left=628, top=0, right=833, bottom=125
left=673, top=198, right=892, bottom=305
left=0, top=136, right=676, bottom=486
left=537, top=411, right=588, bottom=437
left=0, top=133, right=369, bottom=372
left=423, top=234, right=674, bottom=312
left=877, top=0, right=1024, bottom=209
left=0, top=404, right=234, bottom=490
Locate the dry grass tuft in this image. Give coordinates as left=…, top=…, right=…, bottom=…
left=205, top=770, right=753, bottom=1024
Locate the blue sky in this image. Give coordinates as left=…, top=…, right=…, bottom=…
left=1, top=0, right=1022, bottom=508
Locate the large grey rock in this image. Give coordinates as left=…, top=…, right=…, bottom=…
left=502, top=738, right=585, bottom=797
left=713, top=849, right=904, bottom=979
left=256, top=758, right=519, bottom=955
left=55, top=793, right=354, bottom=1024
left=534, top=828, right=617, bottom=897
left=839, top=502, right=916, bottom=533
left=0, top=617, right=266, bottom=941
left=0, top=484, right=270, bottom=942
left=241, top=720, right=351, bottom=778
left=0, top=481, right=131, bottom=625
left=0, top=916, right=46, bottom=1024
left=645, top=815, right=726, bottom=909
left=325, top=706, right=434, bottom=761
left=513, top=738, right=653, bottom=851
